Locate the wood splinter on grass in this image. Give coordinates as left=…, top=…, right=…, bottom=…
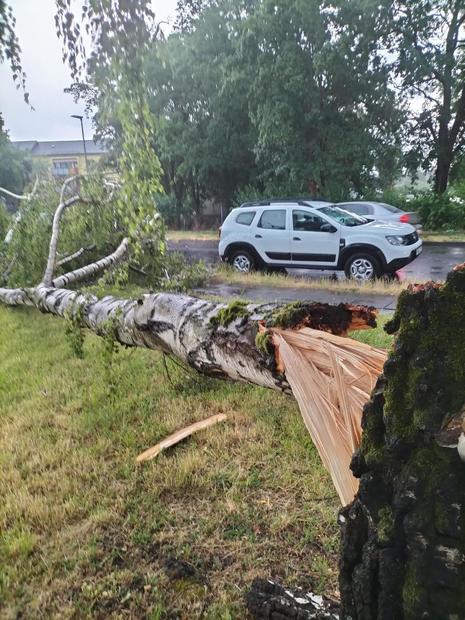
left=136, top=413, right=228, bottom=463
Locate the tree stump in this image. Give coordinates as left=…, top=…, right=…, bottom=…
left=339, top=268, right=465, bottom=619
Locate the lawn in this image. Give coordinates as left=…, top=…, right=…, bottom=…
left=0, top=303, right=391, bottom=618
left=212, top=264, right=411, bottom=296
left=421, top=230, right=465, bottom=242
left=167, top=229, right=218, bottom=241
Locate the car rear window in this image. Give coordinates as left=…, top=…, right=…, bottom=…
left=340, top=203, right=371, bottom=216
left=236, top=211, right=256, bottom=225
left=258, top=209, right=286, bottom=230
left=378, top=203, right=402, bottom=214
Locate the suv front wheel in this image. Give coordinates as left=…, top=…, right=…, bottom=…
left=230, top=248, right=255, bottom=273
left=344, top=253, right=381, bottom=281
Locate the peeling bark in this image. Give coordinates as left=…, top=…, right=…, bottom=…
left=246, top=578, right=339, bottom=619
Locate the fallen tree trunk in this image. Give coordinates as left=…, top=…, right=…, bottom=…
left=0, top=285, right=376, bottom=392
left=0, top=285, right=385, bottom=505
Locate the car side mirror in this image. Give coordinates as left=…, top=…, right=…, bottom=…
left=321, top=223, right=337, bottom=233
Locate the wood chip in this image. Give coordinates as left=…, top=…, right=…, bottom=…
left=136, top=413, right=228, bottom=463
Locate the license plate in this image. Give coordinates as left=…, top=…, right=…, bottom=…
left=416, top=247, right=422, bottom=256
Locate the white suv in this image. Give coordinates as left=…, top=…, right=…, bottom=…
left=218, top=199, right=423, bottom=280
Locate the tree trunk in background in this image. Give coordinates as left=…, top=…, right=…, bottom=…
left=433, top=129, right=452, bottom=195
left=339, top=268, right=465, bottom=619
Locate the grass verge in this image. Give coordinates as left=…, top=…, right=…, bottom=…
left=167, top=229, right=218, bottom=242
left=421, top=230, right=465, bottom=242
left=212, top=265, right=412, bottom=296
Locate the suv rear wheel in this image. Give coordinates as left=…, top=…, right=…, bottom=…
left=230, top=248, right=255, bottom=273
left=344, top=253, right=380, bottom=281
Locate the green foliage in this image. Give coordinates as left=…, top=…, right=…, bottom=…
left=115, top=75, right=165, bottom=275
left=399, top=191, right=465, bottom=231
left=159, top=252, right=208, bottom=293
left=0, top=4, right=29, bottom=103
left=0, top=200, right=10, bottom=241
left=142, top=0, right=405, bottom=213
left=0, top=116, right=32, bottom=199
left=64, top=303, right=86, bottom=358
left=1, top=177, right=125, bottom=287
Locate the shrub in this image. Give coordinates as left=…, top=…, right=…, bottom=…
left=362, top=187, right=465, bottom=231
left=402, top=192, right=465, bottom=230
left=159, top=252, right=208, bottom=292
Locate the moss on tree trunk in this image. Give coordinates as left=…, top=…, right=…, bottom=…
left=340, top=268, right=465, bottom=619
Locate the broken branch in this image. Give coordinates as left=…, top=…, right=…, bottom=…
left=136, top=413, right=228, bottom=462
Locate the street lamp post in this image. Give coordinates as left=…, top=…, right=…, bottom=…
left=71, top=114, right=89, bottom=174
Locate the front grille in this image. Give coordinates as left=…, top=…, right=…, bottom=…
left=404, top=232, right=418, bottom=245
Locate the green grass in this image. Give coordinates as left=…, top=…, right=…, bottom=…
left=2, top=304, right=393, bottom=617
left=167, top=229, right=218, bottom=241
left=421, top=230, right=465, bottom=242
left=213, top=264, right=412, bottom=295
left=0, top=304, right=392, bottom=617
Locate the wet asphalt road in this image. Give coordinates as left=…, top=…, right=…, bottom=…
left=169, top=239, right=465, bottom=283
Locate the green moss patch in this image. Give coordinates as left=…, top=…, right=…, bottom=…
left=209, top=301, right=250, bottom=327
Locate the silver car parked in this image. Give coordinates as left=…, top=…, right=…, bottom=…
left=337, top=201, right=421, bottom=227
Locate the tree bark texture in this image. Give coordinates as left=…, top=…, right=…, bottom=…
left=339, top=267, right=465, bottom=619
left=0, top=286, right=375, bottom=394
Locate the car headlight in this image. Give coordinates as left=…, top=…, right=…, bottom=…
left=386, top=235, right=406, bottom=245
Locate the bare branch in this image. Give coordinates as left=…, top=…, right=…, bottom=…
left=411, top=84, right=442, bottom=107
left=56, top=244, right=96, bottom=267
left=2, top=254, right=17, bottom=283
left=42, top=195, right=86, bottom=286
left=0, top=176, right=38, bottom=202
left=52, top=237, right=129, bottom=288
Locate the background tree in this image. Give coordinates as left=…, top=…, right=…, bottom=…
left=395, top=0, right=465, bottom=194
left=239, top=0, right=405, bottom=198
left=347, top=0, right=465, bottom=194
left=0, top=114, right=31, bottom=203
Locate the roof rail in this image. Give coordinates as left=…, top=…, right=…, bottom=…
left=239, top=196, right=331, bottom=208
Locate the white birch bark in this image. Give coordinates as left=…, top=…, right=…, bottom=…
left=0, top=284, right=287, bottom=390
left=52, top=237, right=129, bottom=287
left=0, top=284, right=376, bottom=394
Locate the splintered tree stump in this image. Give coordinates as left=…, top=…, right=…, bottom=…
left=339, top=268, right=465, bottom=619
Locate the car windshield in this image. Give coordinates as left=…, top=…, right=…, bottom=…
left=317, top=206, right=368, bottom=227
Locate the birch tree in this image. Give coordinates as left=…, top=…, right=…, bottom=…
left=3, top=178, right=465, bottom=618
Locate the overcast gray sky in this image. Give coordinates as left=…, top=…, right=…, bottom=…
left=0, top=0, right=178, bottom=141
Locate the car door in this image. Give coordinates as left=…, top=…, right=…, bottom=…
left=251, top=208, right=291, bottom=263
left=290, top=209, right=340, bottom=266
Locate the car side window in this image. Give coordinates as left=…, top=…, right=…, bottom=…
left=341, top=203, right=371, bottom=216
left=236, top=211, right=256, bottom=225
left=292, top=210, right=328, bottom=232
left=258, top=209, right=286, bottom=230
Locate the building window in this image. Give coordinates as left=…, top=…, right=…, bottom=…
left=52, top=159, right=79, bottom=177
